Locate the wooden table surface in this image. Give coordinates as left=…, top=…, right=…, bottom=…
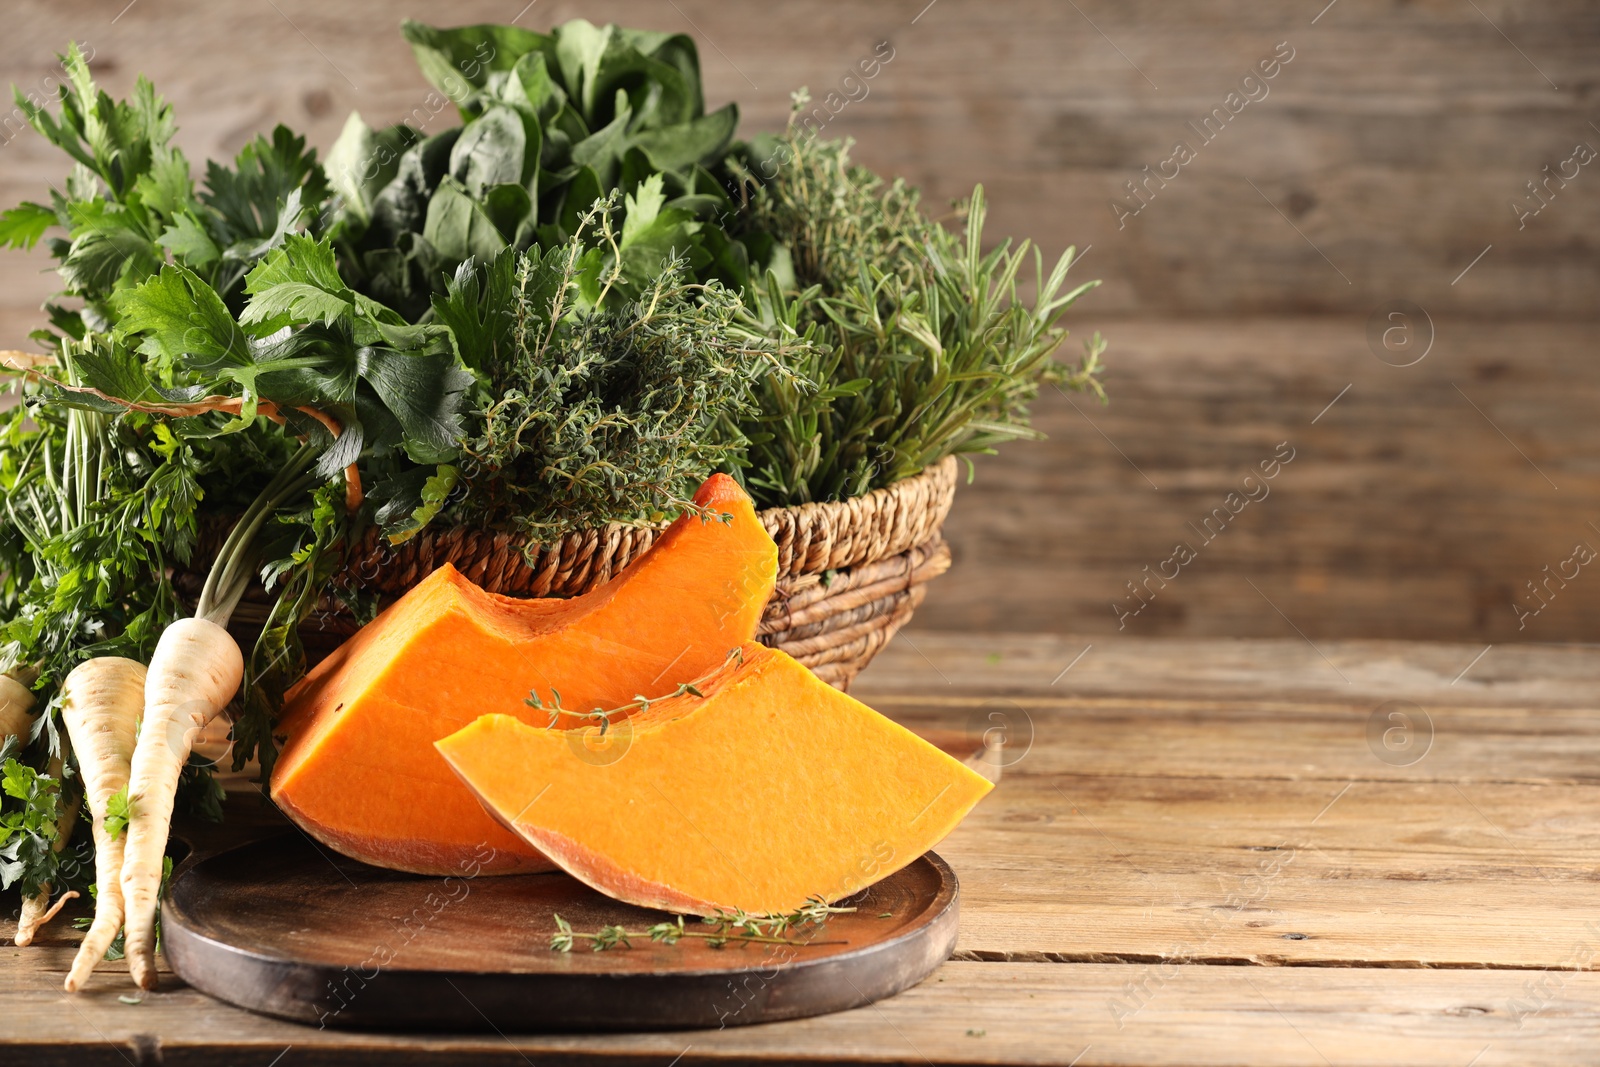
left=6, top=631, right=1600, bottom=1065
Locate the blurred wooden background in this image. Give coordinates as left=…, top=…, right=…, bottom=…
left=3, top=0, right=1598, bottom=641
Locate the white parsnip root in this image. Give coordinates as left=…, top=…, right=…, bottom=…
left=121, top=618, right=243, bottom=990
left=0, top=672, right=38, bottom=743
left=15, top=885, right=78, bottom=946
left=14, top=753, right=81, bottom=946
left=3, top=671, right=45, bottom=946
left=60, top=657, right=146, bottom=991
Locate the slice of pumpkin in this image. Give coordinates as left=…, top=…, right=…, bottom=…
left=435, top=643, right=993, bottom=915
left=270, top=474, right=777, bottom=876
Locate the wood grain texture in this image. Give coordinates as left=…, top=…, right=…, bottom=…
left=913, top=317, right=1600, bottom=641
left=9, top=954, right=1600, bottom=1066
left=7, top=634, right=1600, bottom=1063
left=849, top=636, right=1600, bottom=971
left=1, top=0, right=1595, bottom=318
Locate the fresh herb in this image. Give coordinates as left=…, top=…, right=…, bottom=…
left=103, top=786, right=130, bottom=839
left=525, top=646, right=737, bottom=730
left=447, top=211, right=807, bottom=541
left=0, top=757, right=66, bottom=897
left=726, top=102, right=1105, bottom=505
left=3, top=43, right=328, bottom=336
left=329, top=19, right=766, bottom=321
left=528, top=675, right=710, bottom=735
left=550, top=897, right=855, bottom=952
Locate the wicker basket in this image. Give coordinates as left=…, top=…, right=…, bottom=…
left=212, top=456, right=958, bottom=691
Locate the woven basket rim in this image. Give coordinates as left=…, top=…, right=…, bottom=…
left=754, top=456, right=955, bottom=526
left=216, top=459, right=961, bottom=689
left=190, top=455, right=960, bottom=603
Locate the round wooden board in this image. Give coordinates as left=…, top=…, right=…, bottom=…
left=163, top=832, right=960, bottom=1032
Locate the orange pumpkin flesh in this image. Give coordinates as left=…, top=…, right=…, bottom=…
left=269, top=475, right=777, bottom=875
left=436, top=643, right=993, bottom=915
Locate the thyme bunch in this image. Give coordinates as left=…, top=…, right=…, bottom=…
left=450, top=213, right=813, bottom=542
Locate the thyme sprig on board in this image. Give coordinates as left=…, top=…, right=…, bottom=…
left=550, top=896, right=855, bottom=952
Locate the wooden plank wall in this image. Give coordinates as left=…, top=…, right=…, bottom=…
left=2, top=0, right=1597, bottom=641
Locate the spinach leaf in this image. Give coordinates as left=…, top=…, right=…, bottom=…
left=335, top=19, right=750, bottom=314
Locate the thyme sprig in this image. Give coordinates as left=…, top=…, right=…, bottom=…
left=550, top=896, right=856, bottom=953
left=524, top=682, right=706, bottom=734
left=525, top=646, right=743, bottom=732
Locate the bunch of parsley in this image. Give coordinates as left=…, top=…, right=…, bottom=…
left=0, top=47, right=474, bottom=791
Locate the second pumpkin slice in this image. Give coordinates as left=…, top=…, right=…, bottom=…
left=270, top=474, right=778, bottom=875
left=436, top=643, right=993, bottom=916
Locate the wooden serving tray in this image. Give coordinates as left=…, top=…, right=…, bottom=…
left=162, top=832, right=959, bottom=1032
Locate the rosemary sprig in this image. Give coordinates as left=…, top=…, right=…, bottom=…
left=550, top=897, right=856, bottom=953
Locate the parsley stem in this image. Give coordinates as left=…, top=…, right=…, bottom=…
left=196, top=441, right=318, bottom=625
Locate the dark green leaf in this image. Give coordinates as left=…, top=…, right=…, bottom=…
left=569, top=94, right=633, bottom=188
left=430, top=248, right=519, bottom=373
left=241, top=234, right=353, bottom=333
left=110, top=264, right=251, bottom=377
left=157, top=212, right=221, bottom=268
left=200, top=125, right=328, bottom=243
left=630, top=104, right=738, bottom=172
left=356, top=347, right=473, bottom=464
left=326, top=113, right=415, bottom=224
left=556, top=165, right=603, bottom=236
left=448, top=106, right=526, bottom=196
left=73, top=342, right=158, bottom=404
left=481, top=183, right=533, bottom=243
left=132, top=148, right=198, bottom=220
left=505, top=51, right=568, bottom=124
left=369, top=129, right=461, bottom=241
left=401, top=21, right=552, bottom=111
left=311, top=412, right=364, bottom=479
left=58, top=200, right=164, bottom=298
left=422, top=178, right=507, bottom=264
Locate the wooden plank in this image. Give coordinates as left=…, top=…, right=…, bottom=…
left=909, top=317, right=1600, bottom=642
left=877, top=688, right=1600, bottom=786
left=8, top=955, right=1600, bottom=1066
left=943, top=775, right=1600, bottom=968
left=853, top=631, right=1600, bottom=709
